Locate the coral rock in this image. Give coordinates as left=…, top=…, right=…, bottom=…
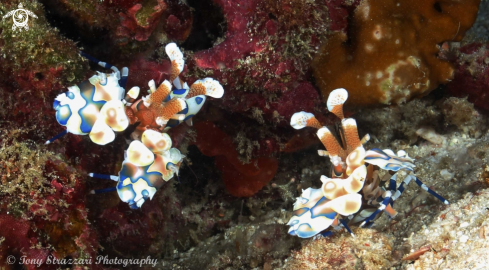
left=440, top=97, right=485, bottom=137
left=284, top=229, right=393, bottom=269
left=116, top=0, right=168, bottom=44
left=0, top=136, right=98, bottom=268
left=447, top=43, right=489, bottom=111
left=324, top=0, right=359, bottom=31
left=95, top=187, right=183, bottom=258
left=191, top=0, right=330, bottom=124
left=194, top=121, right=278, bottom=197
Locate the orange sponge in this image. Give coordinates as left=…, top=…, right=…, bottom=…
left=313, top=0, right=480, bottom=106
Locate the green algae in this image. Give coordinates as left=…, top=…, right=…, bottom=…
left=135, top=0, right=161, bottom=27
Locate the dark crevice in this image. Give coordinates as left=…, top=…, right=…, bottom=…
left=181, top=0, right=227, bottom=51
left=342, top=4, right=360, bottom=47
left=34, top=72, right=44, bottom=80
left=175, top=145, right=216, bottom=194
left=434, top=2, right=443, bottom=13
left=40, top=0, right=226, bottom=55
left=39, top=0, right=112, bottom=57
left=429, top=84, right=447, bottom=100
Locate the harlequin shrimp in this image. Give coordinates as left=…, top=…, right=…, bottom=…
left=48, top=43, right=224, bottom=145
left=287, top=88, right=448, bottom=238
left=48, top=43, right=224, bottom=208
left=89, top=129, right=184, bottom=209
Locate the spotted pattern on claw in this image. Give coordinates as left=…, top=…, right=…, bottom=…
left=54, top=72, right=128, bottom=145
left=342, top=119, right=362, bottom=150
left=141, top=129, right=172, bottom=153
left=317, top=127, right=344, bottom=158
left=128, top=43, right=224, bottom=132
left=170, top=60, right=184, bottom=82
left=155, top=98, right=187, bottom=126
left=288, top=188, right=336, bottom=238
left=290, top=111, right=321, bottom=130
left=165, top=42, right=184, bottom=61
left=116, top=129, right=183, bottom=208
left=165, top=43, right=184, bottom=83
left=327, top=88, right=348, bottom=119
left=187, top=78, right=225, bottom=99
left=188, top=81, right=206, bottom=97
left=146, top=80, right=172, bottom=107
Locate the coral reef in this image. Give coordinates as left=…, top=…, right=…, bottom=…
left=1, top=0, right=489, bottom=269
left=446, top=43, right=489, bottom=111
left=42, top=0, right=192, bottom=48
left=158, top=86, right=489, bottom=270
left=94, top=185, right=184, bottom=258
left=160, top=200, right=300, bottom=269
left=351, top=94, right=489, bottom=266
left=0, top=0, right=87, bottom=138
left=116, top=0, right=168, bottom=44
left=313, top=0, right=481, bottom=106
left=0, top=1, right=86, bottom=82
left=0, top=130, right=98, bottom=269
left=189, top=0, right=332, bottom=124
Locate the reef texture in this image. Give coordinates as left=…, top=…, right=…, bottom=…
left=313, top=0, right=481, bottom=107
left=0, top=1, right=87, bottom=138
left=42, top=0, right=192, bottom=48
left=194, top=121, right=278, bottom=197
left=446, top=42, right=489, bottom=111
left=404, top=189, right=489, bottom=269
left=189, top=0, right=331, bottom=124
left=0, top=0, right=488, bottom=268
left=0, top=130, right=98, bottom=269
left=284, top=229, right=394, bottom=269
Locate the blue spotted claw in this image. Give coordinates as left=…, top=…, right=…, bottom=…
left=287, top=187, right=363, bottom=238
left=90, top=129, right=183, bottom=208
left=51, top=72, right=129, bottom=145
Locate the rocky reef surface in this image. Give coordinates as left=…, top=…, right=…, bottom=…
left=0, top=0, right=489, bottom=269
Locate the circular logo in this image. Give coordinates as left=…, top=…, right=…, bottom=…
left=2, top=3, right=38, bottom=32
left=7, top=255, right=16, bottom=264
left=13, top=9, right=29, bottom=28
